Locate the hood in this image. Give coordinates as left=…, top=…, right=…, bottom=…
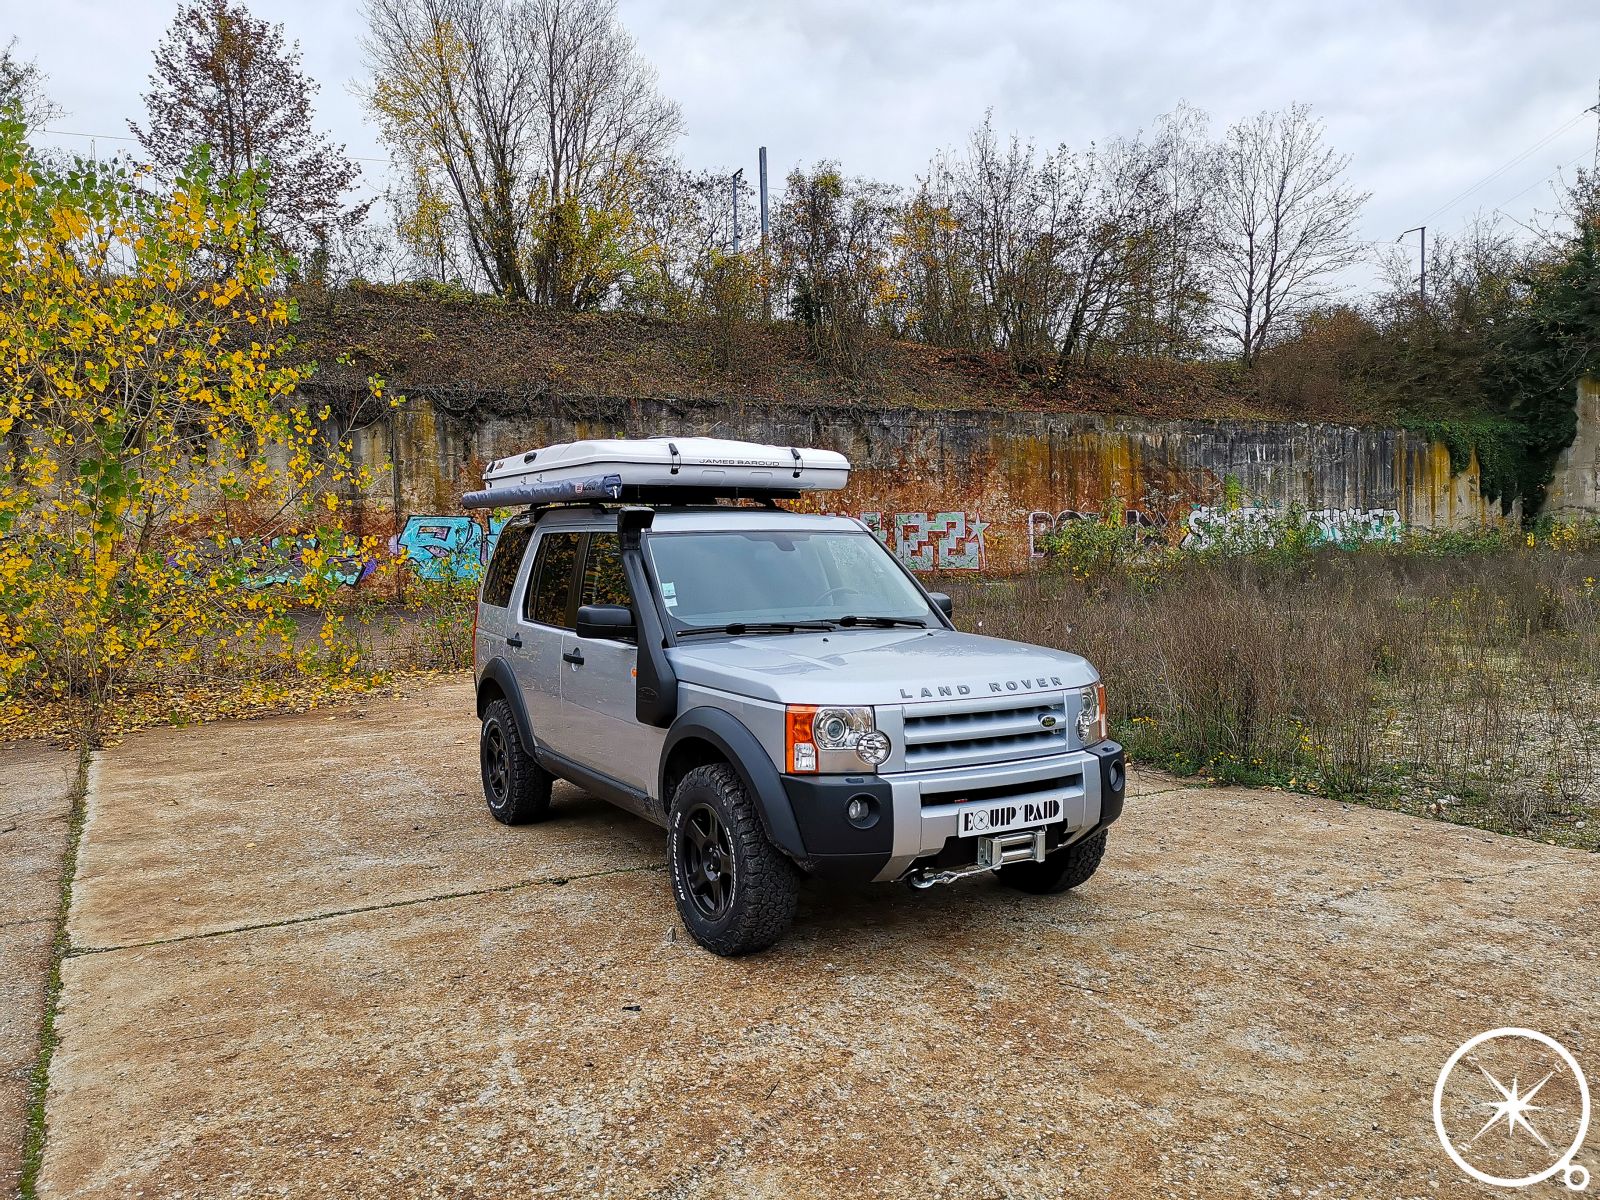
left=666, top=626, right=1096, bottom=707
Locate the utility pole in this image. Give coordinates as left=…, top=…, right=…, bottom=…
left=731, top=167, right=743, bottom=255
left=1590, top=78, right=1600, bottom=170
left=1398, top=225, right=1426, bottom=306
left=759, top=146, right=771, bottom=321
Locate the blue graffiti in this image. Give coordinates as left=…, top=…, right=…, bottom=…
left=388, top=515, right=505, bottom=581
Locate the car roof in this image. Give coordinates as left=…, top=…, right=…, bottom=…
left=529, top=506, right=864, bottom=534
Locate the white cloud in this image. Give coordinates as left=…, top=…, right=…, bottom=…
left=10, top=0, right=1597, bottom=291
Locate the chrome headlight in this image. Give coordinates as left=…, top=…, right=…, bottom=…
left=1077, top=682, right=1107, bottom=746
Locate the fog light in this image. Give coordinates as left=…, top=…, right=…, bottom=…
left=855, top=730, right=891, bottom=766
left=846, top=797, right=871, bottom=822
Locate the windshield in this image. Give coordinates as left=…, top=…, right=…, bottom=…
left=646, top=529, right=934, bottom=630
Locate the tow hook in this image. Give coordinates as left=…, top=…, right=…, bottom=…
left=907, top=862, right=993, bottom=889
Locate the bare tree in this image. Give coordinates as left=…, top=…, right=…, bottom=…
left=916, top=116, right=1195, bottom=367
left=130, top=0, right=366, bottom=267
left=1142, top=102, right=1219, bottom=357
left=941, top=118, right=1063, bottom=361
left=890, top=178, right=986, bottom=349
left=776, top=164, right=896, bottom=380
left=0, top=39, right=62, bottom=130
left=628, top=164, right=755, bottom=318
left=1050, top=134, right=1175, bottom=367
left=1211, top=103, right=1368, bottom=365
left=362, top=0, right=681, bottom=306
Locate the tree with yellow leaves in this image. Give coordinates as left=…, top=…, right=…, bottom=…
left=0, top=111, right=385, bottom=738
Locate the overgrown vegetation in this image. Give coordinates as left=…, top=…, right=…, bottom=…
left=0, top=114, right=392, bottom=740
left=949, top=523, right=1600, bottom=850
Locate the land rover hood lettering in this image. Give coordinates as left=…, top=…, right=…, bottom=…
left=896, top=676, right=1065, bottom=700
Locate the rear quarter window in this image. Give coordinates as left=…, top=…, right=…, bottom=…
left=480, top=523, right=534, bottom=608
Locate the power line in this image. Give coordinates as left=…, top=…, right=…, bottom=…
left=1421, top=110, right=1588, bottom=223
left=1492, top=155, right=1587, bottom=215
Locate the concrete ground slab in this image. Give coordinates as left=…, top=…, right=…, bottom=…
left=68, top=678, right=662, bottom=951
left=37, top=680, right=1600, bottom=1197
left=0, top=741, right=79, bottom=1198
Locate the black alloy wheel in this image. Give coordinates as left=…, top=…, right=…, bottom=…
left=482, top=720, right=511, bottom=809
left=679, top=802, right=736, bottom=919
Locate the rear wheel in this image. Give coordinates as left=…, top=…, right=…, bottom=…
left=479, top=698, right=553, bottom=825
left=668, top=763, right=800, bottom=956
left=997, top=829, right=1108, bottom=894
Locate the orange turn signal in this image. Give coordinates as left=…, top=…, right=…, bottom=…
left=785, top=705, right=819, bottom=773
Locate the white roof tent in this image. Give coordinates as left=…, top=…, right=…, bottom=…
left=460, top=436, right=851, bottom=510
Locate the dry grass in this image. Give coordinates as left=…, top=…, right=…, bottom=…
left=945, top=542, right=1600, bottom=850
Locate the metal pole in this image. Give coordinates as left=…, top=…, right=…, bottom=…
left=1398, top=225, right=1426, bottom=306
left=731, top=167, right=743, bottom=255
left=759, top=147, right=771, bottom=320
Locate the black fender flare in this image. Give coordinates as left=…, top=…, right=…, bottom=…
left=660, top=707, right=806, bottom=861
left=475, top=658, right=537, bottom=752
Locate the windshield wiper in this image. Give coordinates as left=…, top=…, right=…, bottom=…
left=676, top=621, right=836, bottom=638
left=833, top=615, right=928, bottom=628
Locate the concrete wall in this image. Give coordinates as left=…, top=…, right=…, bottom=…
left=1545, top=378, right=1600, bottom=520
left=322, top=391, right=1508, bottom=573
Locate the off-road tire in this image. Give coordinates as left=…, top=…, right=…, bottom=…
left=668, top=763, right=801, bottom=956
left=998, top=829, right=1108, bottom=895
left=479, top=699, right=553, bottom=825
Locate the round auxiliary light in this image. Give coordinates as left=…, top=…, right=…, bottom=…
left=846, top=797, right=872, bottom=822
left=855, top=730, right=891, bottom=766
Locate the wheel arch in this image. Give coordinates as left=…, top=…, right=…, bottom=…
left=475, top=658, right=537, bottom=751
left=660, top=708, right=806, bottom=862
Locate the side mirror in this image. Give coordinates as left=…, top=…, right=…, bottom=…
left=927, top=591, right=954, bottom=619
left=576, top=603, right=636, bottom=641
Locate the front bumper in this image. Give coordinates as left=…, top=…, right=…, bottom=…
left=781, top=741, right=1125, bottom=883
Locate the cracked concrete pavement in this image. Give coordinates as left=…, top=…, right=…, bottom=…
left=0, top=741, right=79, bottom=1199
left=25, top=675, right=1600, bottom=1197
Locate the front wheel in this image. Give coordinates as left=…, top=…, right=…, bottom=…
left=668, top=763, right=801, bottom=956
left=997, top=829, right=1108, bottom=894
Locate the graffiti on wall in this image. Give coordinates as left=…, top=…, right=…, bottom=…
left=861, top=511, right=989, bottom=571
left=1027, top=508, right=1168, bottom=558
left=194, top=501, right=1408, bottom=588
left=1179, top=506, right=1403, bottom=551
left=388, top=515, right=506, bottom=581
left=177, top=535, right=381, bottom=591
left=176, top=515, right=508, bottom=590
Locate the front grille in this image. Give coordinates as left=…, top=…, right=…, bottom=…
left=901, top=694, right=1070, bottom=770
left=919, top=771, right=1081, bottom=809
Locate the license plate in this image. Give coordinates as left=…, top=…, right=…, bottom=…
left=955, top=797, right=1065, bottom=837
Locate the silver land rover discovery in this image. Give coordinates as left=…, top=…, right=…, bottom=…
left=472, top=502, right=1125, bottom=955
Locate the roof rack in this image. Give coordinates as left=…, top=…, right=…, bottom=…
left=460, top=437, right=850, bottom=511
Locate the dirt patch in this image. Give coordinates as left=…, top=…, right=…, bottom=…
left=0, top=742, right=79, bottom=1198
left=35, top=679, right=1600, bottom=1197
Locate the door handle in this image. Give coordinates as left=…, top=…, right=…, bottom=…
left=505, top=634, right=523, bottom=648
left=562, top=649, right=584, bottom=666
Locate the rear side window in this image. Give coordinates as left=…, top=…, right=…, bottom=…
left=525, top=532, right=581, bottom=627
left=480, top=523, right=534, bottom=608
left=580, top=534, right=632, bottom=609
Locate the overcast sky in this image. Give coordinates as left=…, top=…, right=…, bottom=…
left=11, top=0, right=1598, bottom=292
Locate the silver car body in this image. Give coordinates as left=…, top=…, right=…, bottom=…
left=474, top=507, right=1115, bottom=883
